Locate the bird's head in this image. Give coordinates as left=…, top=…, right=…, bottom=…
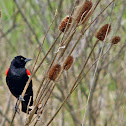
left=11, top=55, right=32, bottom=68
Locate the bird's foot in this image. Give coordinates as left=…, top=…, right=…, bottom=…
left=14, top=95, right=24, bottom=114
left=18, top=95, right=25, bottom=101
left=15, top=102, right=20, bottom=114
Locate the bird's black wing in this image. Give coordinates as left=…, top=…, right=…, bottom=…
left=21, top=79, right=33, bottom=113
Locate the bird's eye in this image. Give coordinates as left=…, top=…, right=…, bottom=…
left=21, top=58, right=24, bottom=61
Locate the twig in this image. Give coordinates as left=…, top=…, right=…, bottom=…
left=45, top=39, right=99, bottom=126
left=0, top=109, right=11, bottom=125
left=1, top=95, right=11, bottom=126
left=44, top=0, right=114, bottom=125
left=34, top=32, right=62, bottom=103
left=10, top=19, right=60, bottom=126
left=82, top=2, right=115, bottom=125
left=31, top=9, right=58, bottom=73
left=14, top=0, right=41, bottom=45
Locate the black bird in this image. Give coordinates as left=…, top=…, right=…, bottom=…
left=6, top=55, right=33, bottom=113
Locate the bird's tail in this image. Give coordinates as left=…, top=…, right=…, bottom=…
left=21, top=95, right=33, bottom=113
left=21, top=96, right=38, bottom=114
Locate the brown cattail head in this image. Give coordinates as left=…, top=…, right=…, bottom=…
left=63, top=56, right=74, bottom=70
left=77, top=1, right=93, bottom=23
left=95, top=24, right=111, bottom=41
left=48, top=64, right=61, bottom=81
left=111, top=36, right=121, bottom=44
left=59, top=16, right=72, bottom=32
left=76, top=0, right=80, bottom=5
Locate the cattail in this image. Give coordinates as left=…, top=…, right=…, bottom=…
left=63, top=56, right=74, bottom=70
left=95, top=24, right=111, bottom=41
left=59, top=16, right=72, bottom=32
left=76, top=0, right=80, bottom=5
left=76, top=0, right=93, bottom=23
left=111, top=36, right=121, bottom=44
left=48, top=64, right=61, bottom=81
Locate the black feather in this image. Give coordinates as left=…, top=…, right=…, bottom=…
left=6, top=56, right=34, bottom=113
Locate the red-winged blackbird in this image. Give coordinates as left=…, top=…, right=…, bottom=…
left=6, top=55, right=34, bottom=113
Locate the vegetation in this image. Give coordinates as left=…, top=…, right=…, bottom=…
left=0, top=0, right=126, bottom=126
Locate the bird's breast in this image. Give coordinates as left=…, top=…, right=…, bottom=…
left=6, top=68, right=29, bottom=97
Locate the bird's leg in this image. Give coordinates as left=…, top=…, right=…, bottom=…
left=18, top=95, right=25, bottom=101
left=15, top=95, right=25, bottom=114
left=15, top=99, right=20, bottom=114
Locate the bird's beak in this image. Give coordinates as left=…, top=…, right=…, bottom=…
left=25, top=58, right=32, bottom=63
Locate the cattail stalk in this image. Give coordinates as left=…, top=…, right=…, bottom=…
left=65, top=0, right=102, bottom=58
left=82, top=2, right=114, bottom=125
left=10, top=10, right=60, bottom=126
left=34, top=77, right=46, bottom=105
left=39, top=81, right=52, bottom=104
left=58, top=29, right=76, bottom=60
left=25, top=0, right=114, bottom=126
left=44, top=1, right=114, bottom=125
left=25, top=64, right=61, bottom=125
left=31, top=31, right=62, bottom=105
left=45, top=39, right=99, bottom=126
left=73, top=44, right=113, bottom=92
left=33, top=70, right=64, bottom=125
left=31, top=10, right=58, bottom=73
left=32, top=55, right=74, bottom=125
left=35, top=80, right=51, bottom=105
left=21, top=28, right=61, bottom=126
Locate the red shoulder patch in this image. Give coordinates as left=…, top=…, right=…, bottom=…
left=26, top=69, right=31, bottom=75
left=5, top=68, right=9, bottom=76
